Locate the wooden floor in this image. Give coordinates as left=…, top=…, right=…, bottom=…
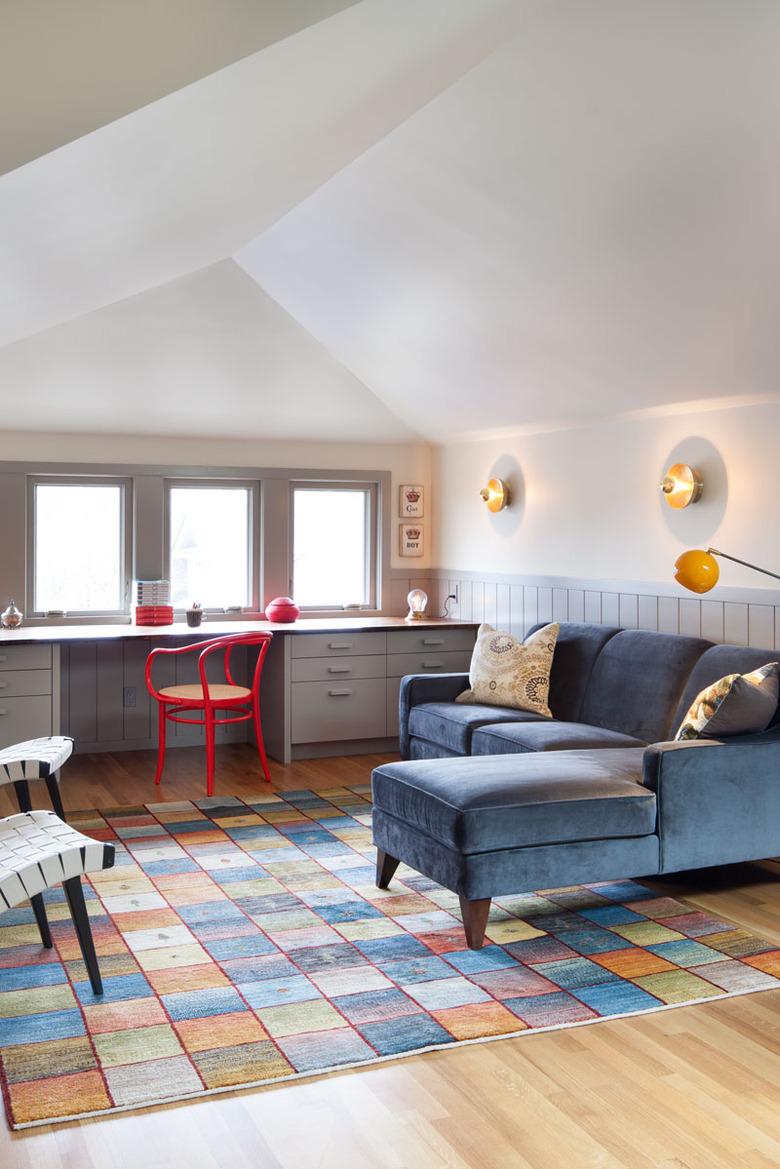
left=3, top=743, right=780, bottom=1168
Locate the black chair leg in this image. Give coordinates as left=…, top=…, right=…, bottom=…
left=30, top=893, right=52, bottom=948
left=63, top=876, right=103, bottom=995
left=45, top=774, right=66, bottom=821
left=13, top=780, right=32, bottom=813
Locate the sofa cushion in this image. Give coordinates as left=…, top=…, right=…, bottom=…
left=371, top=748, right=655, bottom=854
left=674, top=663, right=779, bottom=741
left=528, top=622, right=621, bottom=721
left=672, top=643, right=780, bottom=731
left=471, top=721, right=646, bottom=755
left=579, top=629, right=711, bottom=742
left=456, top=622, right=559, bottom=715
left=408, top=702, right=544, bottom=755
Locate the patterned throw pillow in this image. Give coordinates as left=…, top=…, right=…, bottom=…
left=456, top=622, right=559, bottom=716
left=675, top=662, right=780, bottom=741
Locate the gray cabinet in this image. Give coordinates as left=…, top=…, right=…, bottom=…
left=0, top=644, right=58, bottom=749
left=287, top=624, right=475, bottom=761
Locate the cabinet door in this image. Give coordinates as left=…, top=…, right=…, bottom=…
left=0, top=696, right=53, bottom=749
left=386, top=677, right=401, bottom=738
left=291, top=678, right=387, bottom=743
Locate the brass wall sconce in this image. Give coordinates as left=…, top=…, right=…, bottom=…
left=479, top=478, right=511, bottom=513
left=674, top=547, right=780, bottom=594
left=661, top=463, right=703, bottom=509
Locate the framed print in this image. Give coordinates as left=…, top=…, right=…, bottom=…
left=399, top=484, right=424, bottom=518
left=399, top=523, right=424, bottom=557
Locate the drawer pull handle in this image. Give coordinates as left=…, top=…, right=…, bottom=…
left=0, top=682, right=7, bottom=689
left=0, top=709, right=7, bottom=716
left=422, top=639, right=444, bottom=646
left=0, top=656, right=6, bottom=663
left=328, top=642, right=353, bottom=650
left=327, top=666, right=352, bottom=674
left=422, top=661, right=443, bottom=669
left=328, top=688, right=352, bottom=697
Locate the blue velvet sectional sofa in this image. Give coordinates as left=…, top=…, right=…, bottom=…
left=371, top=624, right=780, bottom=948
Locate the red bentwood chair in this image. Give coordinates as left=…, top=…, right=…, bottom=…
left=145, top=632, right=273, bottom=796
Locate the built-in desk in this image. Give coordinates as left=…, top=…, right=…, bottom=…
left=0, top=619, right=477, bottom=763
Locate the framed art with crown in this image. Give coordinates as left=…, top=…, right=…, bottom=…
left=399, top=484, right=424, bottom=518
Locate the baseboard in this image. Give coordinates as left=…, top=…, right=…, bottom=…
left=291, top=737, right=399, bottom=760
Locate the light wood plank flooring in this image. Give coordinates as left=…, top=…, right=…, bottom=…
left=2, top=744, right=780, bottom=1169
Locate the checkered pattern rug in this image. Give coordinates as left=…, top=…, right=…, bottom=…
left=1, top=784, right=779, bottom=1128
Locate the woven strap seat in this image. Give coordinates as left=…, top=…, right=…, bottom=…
left=0, top=810, right=114, bottom=909
left=0, top=810, right=114, bottom=995
left=0, top=736, right=73, bottom=784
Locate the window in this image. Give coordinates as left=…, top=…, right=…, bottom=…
left=167, top=483, right=254, bottom=610
left=31, top=478, right=129, bottom=614
left=292, top=483, right=377, bottom=609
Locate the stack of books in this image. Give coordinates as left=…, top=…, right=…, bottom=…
left=133, top=580, right=174, bottom=626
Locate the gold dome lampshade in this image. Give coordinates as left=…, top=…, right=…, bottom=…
left=661, top=463, right=703, bottom=509
left=479, top=478, right=511, bottom=513
left=674, top=547, right=780, bottom=594
left=674, top=549, right=720, bottom=593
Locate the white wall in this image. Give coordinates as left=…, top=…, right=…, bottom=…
left=432, top=401, right=780, bottom=593
left=0, top=431, right=432, bottom=571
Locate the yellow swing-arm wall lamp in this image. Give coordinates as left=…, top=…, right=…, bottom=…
left=674, top=547, right=780, bottom=594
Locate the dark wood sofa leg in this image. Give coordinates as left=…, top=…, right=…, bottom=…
left=459, top=895, right=491, bottom=950
left=63, top=876, right=103, bottom=995
left=376, top=849, right=401, bottom=889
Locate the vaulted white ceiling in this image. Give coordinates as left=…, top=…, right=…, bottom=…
left=0, top=0, right=778, bottom=443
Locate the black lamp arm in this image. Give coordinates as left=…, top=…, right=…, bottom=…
left=708, top=547, right=780, bottom=583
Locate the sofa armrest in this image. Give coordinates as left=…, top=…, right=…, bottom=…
left=642, top=732, right=780, bottom=871
left=398, top=672, right=470, bottom=759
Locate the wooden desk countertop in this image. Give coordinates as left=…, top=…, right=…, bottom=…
left=0, top=617, right=478, bottom=645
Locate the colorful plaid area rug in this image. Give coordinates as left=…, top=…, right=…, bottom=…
left=2, top=786, right=780, bottom=1128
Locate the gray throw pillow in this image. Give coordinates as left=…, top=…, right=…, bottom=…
left=675, top=662, right=779, bottom=741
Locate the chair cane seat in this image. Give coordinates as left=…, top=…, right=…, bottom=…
left=159, top=683, right=252, bottom=702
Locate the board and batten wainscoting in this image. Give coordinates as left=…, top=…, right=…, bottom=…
left=389, top=569, right=780, bottom=649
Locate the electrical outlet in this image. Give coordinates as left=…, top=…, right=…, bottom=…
left=123, top=686, right=137, bottom=708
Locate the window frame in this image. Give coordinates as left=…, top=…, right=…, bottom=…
left=27, top=474, right=132, bottom=618
left=163, top=477, right=260, bottom=614
left=289, top=479, right=379, bottom=612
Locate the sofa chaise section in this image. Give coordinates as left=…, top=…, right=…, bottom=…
left=372, top=749, right=659, bottom=948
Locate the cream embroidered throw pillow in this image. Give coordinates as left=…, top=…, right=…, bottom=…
left=456, top=622, right=559, bottom=716
left=674, top=662, right=779, bottom=741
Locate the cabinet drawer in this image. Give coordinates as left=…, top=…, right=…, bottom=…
left=0, top=696, right=53, bottom=749
left=291, top=632, right=386, bottom=659
left=291, top=678, right=387, bottom=743
left=0, top=644, right=52, bottom=671
left=387, top=628, right=475, bottom=654
left=0, top=669, right=52, bottom=698
left=387, top=650, right=472, bottom=679
left=292, top=655, right=387, bottom=683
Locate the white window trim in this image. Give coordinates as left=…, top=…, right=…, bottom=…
left=290, top=480, right=380, bottom=613
left=27, top=474, right=132, bottom=618
left=163, top=478, right=260, bottom=614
